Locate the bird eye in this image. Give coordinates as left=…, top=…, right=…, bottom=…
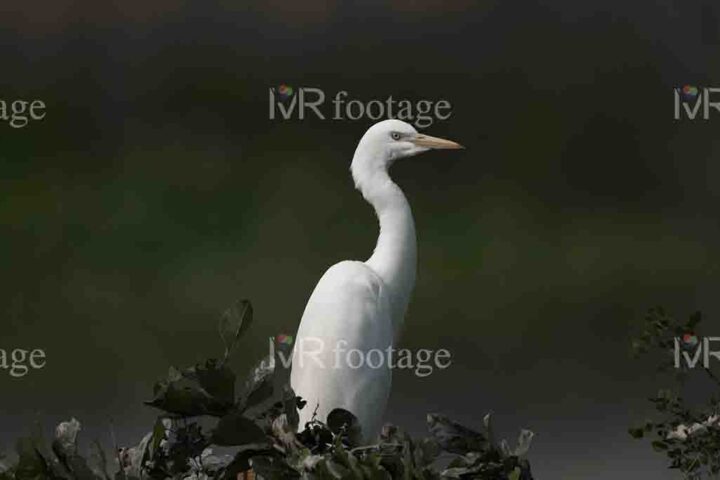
left=390, top=132, right=401, bottom=141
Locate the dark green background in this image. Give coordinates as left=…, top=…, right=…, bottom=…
left=1, top=1, right=719, bottom=478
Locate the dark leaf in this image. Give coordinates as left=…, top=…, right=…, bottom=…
left=15, top=437, right=52, bottom=480
left=687, top=311, right=702, bottom=330
left=145, top=363, right=234, bottom=418
left=212, top=413, right=268, bottom=447
left=326, top=409, right=362, bottom=447
left=219, top=445, right=274, bottom=480
left=426, top=414, right=487, bottom=455
left=250, top=456, right=300, bottom=480
left=187, top=359, right=236, bottom=407
left=414, top=438, right=441, bottom=467
left=240, top=355, right=276, bottom=413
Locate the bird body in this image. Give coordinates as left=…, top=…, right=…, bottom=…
left=291, top=261, right=395, bottom=437
left=290, top=120, right=462, bottom=440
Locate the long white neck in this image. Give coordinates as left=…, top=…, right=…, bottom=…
left=351, top=153, right=417, bottom=332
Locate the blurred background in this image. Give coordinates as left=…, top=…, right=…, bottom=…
left=1, top=1, right=719, bottom=478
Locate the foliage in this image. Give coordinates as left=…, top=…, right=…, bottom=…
left=630, top=308, right=720, bottom=479
left=0, top=300, right=534, bottom=480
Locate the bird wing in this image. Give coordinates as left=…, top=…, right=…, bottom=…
left=290, top=260, right=395, bottom=439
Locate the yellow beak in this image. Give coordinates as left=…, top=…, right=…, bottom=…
left=411, top=133, right=464, bottom=150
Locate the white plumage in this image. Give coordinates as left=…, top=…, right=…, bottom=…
left=291, top=119, right=462, bottom=440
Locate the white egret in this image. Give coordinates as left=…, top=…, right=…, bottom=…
left=290, top=119, right=463, bottom=440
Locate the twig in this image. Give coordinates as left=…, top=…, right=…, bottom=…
left=311, top=403, right=320, bottom=422
left=682, top=453, right=701, bottom=479
left=109, top=419, right=125, bottom=480
left=702, top=366, right=720, bottom=390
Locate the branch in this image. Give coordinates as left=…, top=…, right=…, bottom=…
left=702, top=366, right=720, bottom=390
left=350, top=443, right=402, bottom=454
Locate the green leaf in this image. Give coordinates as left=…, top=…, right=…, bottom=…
left=147, top=418, right=167, bottom=461
left=687, top=311, right=702, bottom=329
left=219, top=300, right=253, bottom=362
left=651, top=440, right=669, bottom=451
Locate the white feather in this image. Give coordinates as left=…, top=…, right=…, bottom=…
left=290, top=120, right=461, bottom=440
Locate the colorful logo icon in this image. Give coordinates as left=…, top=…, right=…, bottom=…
left=681, top=85, right=699, bottom=99
left=682, top=333, right=699, bottom=347
left=276, top=334, right=294, bottom=345
left=277, top=84, right=294, bottom=101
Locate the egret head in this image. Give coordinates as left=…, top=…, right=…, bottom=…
left=351, top=120, right=463, bottom=187
left=355, top=119, right=462, bottom=162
